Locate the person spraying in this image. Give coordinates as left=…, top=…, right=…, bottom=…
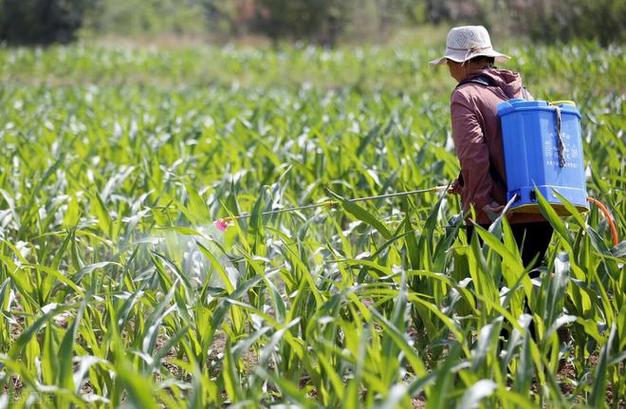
left=431, top=25, right=553, bottom=270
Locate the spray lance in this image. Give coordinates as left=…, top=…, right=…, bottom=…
left=214, top=185, right=448, bottom=231
left=212, top=185, right=620, bottom=246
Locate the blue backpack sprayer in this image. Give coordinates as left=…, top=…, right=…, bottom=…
left=497, top=99, right=588, bottom=214
left=496, top=98, right=618, bottom=245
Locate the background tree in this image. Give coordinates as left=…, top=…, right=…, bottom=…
left=510, top=0, right=626, bottom=46
left=0, top=0, right=93, bottom=45
left=86, top=0, right=205, bottom=37
left=254, top=0, right=351, bottom=47
left=2, top=0, right=625, bottom=47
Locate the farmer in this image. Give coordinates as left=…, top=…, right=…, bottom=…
left=431, top=25, right=552, bottom=271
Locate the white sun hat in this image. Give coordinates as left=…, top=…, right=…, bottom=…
left=430, top=25, right=510, bottom=65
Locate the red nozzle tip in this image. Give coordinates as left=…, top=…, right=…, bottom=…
left=215, top=219, right=229, bottom=232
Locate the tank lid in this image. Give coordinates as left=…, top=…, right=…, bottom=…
left=497, top=99, right=581, bottom=118
left=508, top=99, right=549, bottom=108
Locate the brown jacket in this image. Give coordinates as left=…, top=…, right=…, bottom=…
left=450, top=67, right=545, bottom=225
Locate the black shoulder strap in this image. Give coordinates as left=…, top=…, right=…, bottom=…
left=459, top=74, right=532, bottom=100
left=456, top=75, right=494, bottom=88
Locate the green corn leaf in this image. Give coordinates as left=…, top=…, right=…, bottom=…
left=534, top=188, right=573, bottom=252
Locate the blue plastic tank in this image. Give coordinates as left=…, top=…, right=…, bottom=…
left=496, top=99, right=588, bottom=214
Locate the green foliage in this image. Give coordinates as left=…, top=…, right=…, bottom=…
left=0, top=41, right=625, bottom=407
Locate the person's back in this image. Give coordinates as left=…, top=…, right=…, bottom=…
left=451, top=67, right=545, bottom=225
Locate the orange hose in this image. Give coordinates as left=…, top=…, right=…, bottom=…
left=587, top=197, right=619, bottom=246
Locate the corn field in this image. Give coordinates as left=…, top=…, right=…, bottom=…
left=0, top=42, right=625, bottom=408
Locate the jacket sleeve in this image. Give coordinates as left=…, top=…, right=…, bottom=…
left=450, top=91, right=498, bottom=211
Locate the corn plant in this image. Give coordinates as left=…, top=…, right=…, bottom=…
left=0, top=41, right=624, bottom=408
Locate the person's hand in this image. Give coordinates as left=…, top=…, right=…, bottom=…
left=448, top=179, right=461, bottom=194
left=482, top=201, right=504, bottom=215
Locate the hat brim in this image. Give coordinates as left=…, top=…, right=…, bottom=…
left=429, top=49, right=511, bottom=66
